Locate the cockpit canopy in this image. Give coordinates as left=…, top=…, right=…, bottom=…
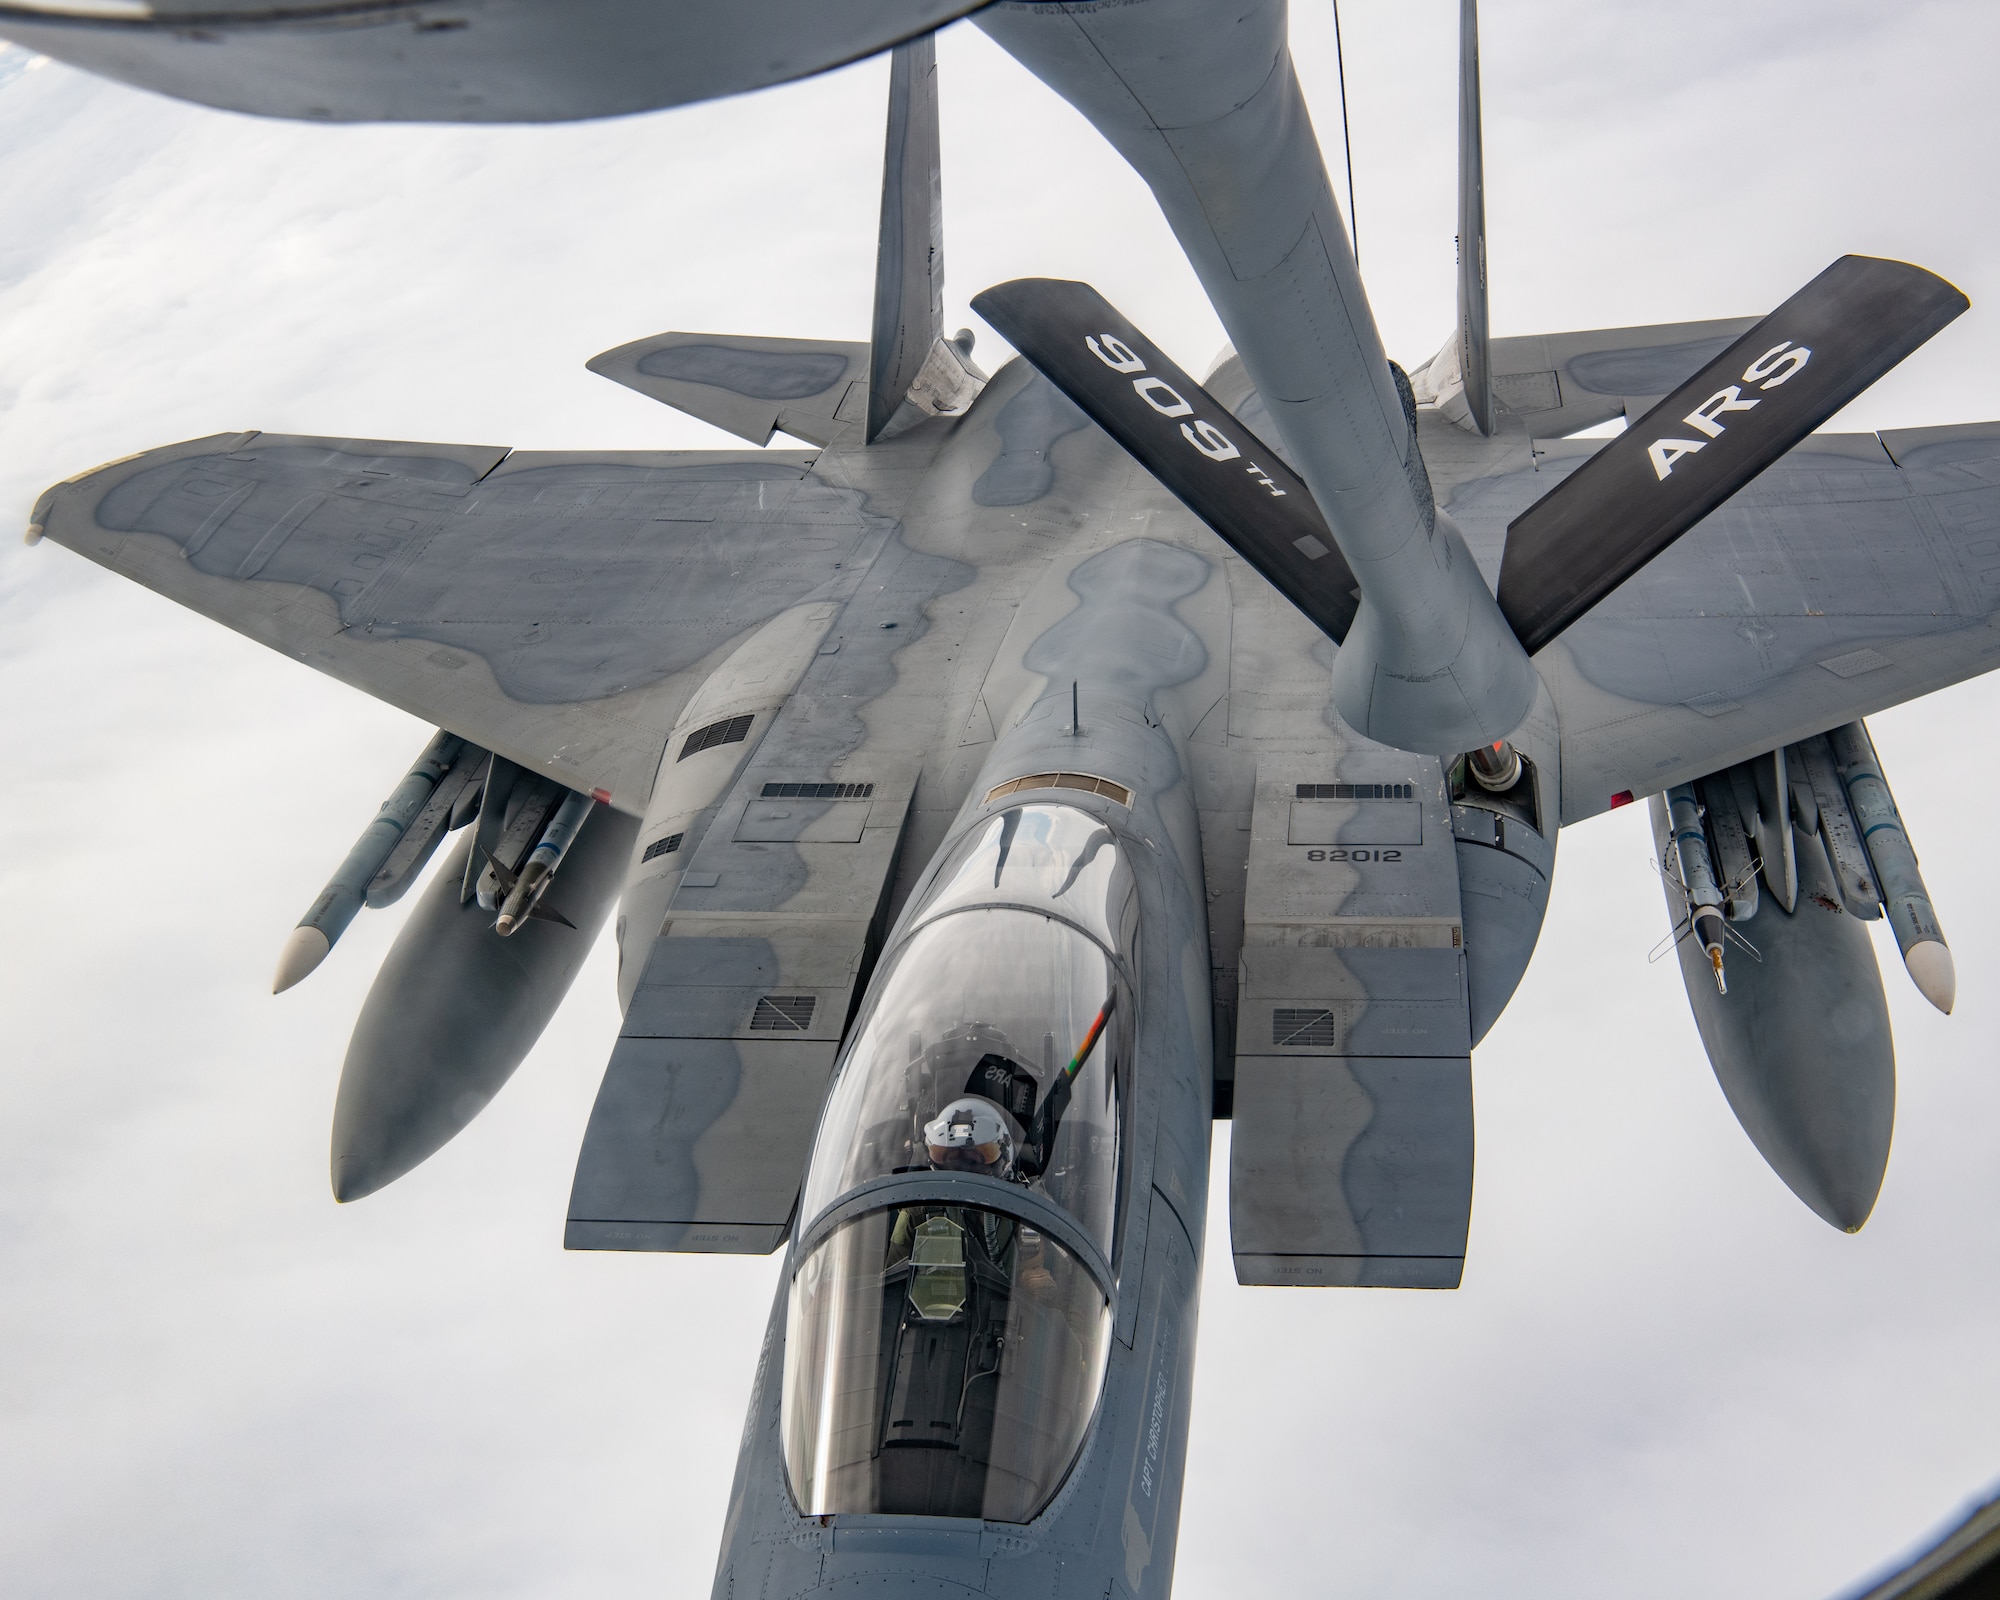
left=797, top=804, right=1137, bottom=1253
left=783, top=805, right=1137, bottom=1522
left=783, top=1204, right=1112, bottom=1523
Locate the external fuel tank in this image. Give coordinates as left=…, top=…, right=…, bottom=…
left=1649, top=796, right=1893, bottom=1230
left=331, top=805, right=639, bottom=1201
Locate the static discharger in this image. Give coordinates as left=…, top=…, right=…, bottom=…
left=490, top=789, right=596, bottom=936
left=274, top=732, right=464, bottom=993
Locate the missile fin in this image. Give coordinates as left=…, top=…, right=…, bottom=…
left=481, top=848, right=520, bottom=893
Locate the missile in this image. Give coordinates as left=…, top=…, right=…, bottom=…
left=365, top=749, right=489, bottom=910
left=1827, top=721, right=1955, bottom=1014
left=1666, top=781, right=1729, bottom=992
left=274, top=731, right=464, bottom=993
left=462, top=754, right=520, bottom=906
left=1700, top=771, right=1758, bottom=922
left=492, top=789, right=596, bottom=936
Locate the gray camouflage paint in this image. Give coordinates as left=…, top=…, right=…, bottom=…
left=978, top=0, right=1540, bottom=757
left=32, top=199, right=2000, bottom=1600
left=1648, top=799, right=1894, bottom=1231
left=21, top=2, right=2000, bottom=1593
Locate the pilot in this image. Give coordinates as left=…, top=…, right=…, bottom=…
left=922, top=1096, right=1016, bottom=1179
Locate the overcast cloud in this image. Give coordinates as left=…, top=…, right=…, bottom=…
left=3, top=4, right=2000, bottom=1596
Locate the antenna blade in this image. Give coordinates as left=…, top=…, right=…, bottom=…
left=867, top=33, right=945, bottom=444
left=1457, top=0, right=1493, bottom=436
left=1497, top=255, right=1967, bottom=654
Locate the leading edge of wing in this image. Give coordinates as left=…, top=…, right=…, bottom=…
left=28, top=431, right=867, bottom=810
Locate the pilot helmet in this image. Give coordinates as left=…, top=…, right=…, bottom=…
left=923, top=1096, right=1016, bottom=1176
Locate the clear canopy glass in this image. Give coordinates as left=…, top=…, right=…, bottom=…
left=911, top=803, right=1139, bottom=953
left=781, top=804, right=1136, bottom=1522
left=796, top=805, right=1136, bottom=1255
left=782, top=1204, right=1112, bottom=1522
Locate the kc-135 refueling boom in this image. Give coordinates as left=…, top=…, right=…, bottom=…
left=13, top=0, right=2000, bottom=1593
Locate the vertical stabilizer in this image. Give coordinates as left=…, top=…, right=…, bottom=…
left=1456, top=0, right=1493, bottom=436
left=868, top=34, right=984, bottom=442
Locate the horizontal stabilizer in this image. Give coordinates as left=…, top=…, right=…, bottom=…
left=1497, top=255, right=1968, bottom=654
left=972, top=278, right=1360, bottom=643
left=588, top=332, right=866, bottom=448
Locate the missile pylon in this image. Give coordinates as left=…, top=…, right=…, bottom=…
left=1666, top=781, right=1730, bottom=993
left=274, top=731, right=464, bottom=993
left=1828, top=721, right=1955, bottom=1013
left=492, top=789, right=595, bottom=936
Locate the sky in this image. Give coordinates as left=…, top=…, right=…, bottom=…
left=2, top=2, right=1999, bottom=1596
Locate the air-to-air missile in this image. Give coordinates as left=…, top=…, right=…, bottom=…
left=1828, top=721, right=1955, bottom=1014
left=1665, top=780, right=1732, bottom=992
left=490, top=789, right=596, bottom=936
left=272, top=732, right=487, bottom=993
left=16, top=0, right=1992, bottom=1585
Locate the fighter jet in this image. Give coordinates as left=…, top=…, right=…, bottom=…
left=15, top=1, right=1999, bottom=1596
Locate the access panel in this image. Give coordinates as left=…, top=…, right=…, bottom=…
left=566, top=760, right=916, bottom=1253
left=1230, top=750, right=1474, bottom=1287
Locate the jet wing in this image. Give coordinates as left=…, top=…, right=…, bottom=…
left=28, top=431, right=895, bottom=811
left=1441, top=422, right=2000, bottom=822
left=1213, top=313, right=1763, bottom=479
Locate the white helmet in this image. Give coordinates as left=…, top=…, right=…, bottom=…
left=923, top=1096, right=1016, bottom=1176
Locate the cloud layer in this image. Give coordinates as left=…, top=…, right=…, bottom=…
left=3, top=5, right=1999, bottom=1596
